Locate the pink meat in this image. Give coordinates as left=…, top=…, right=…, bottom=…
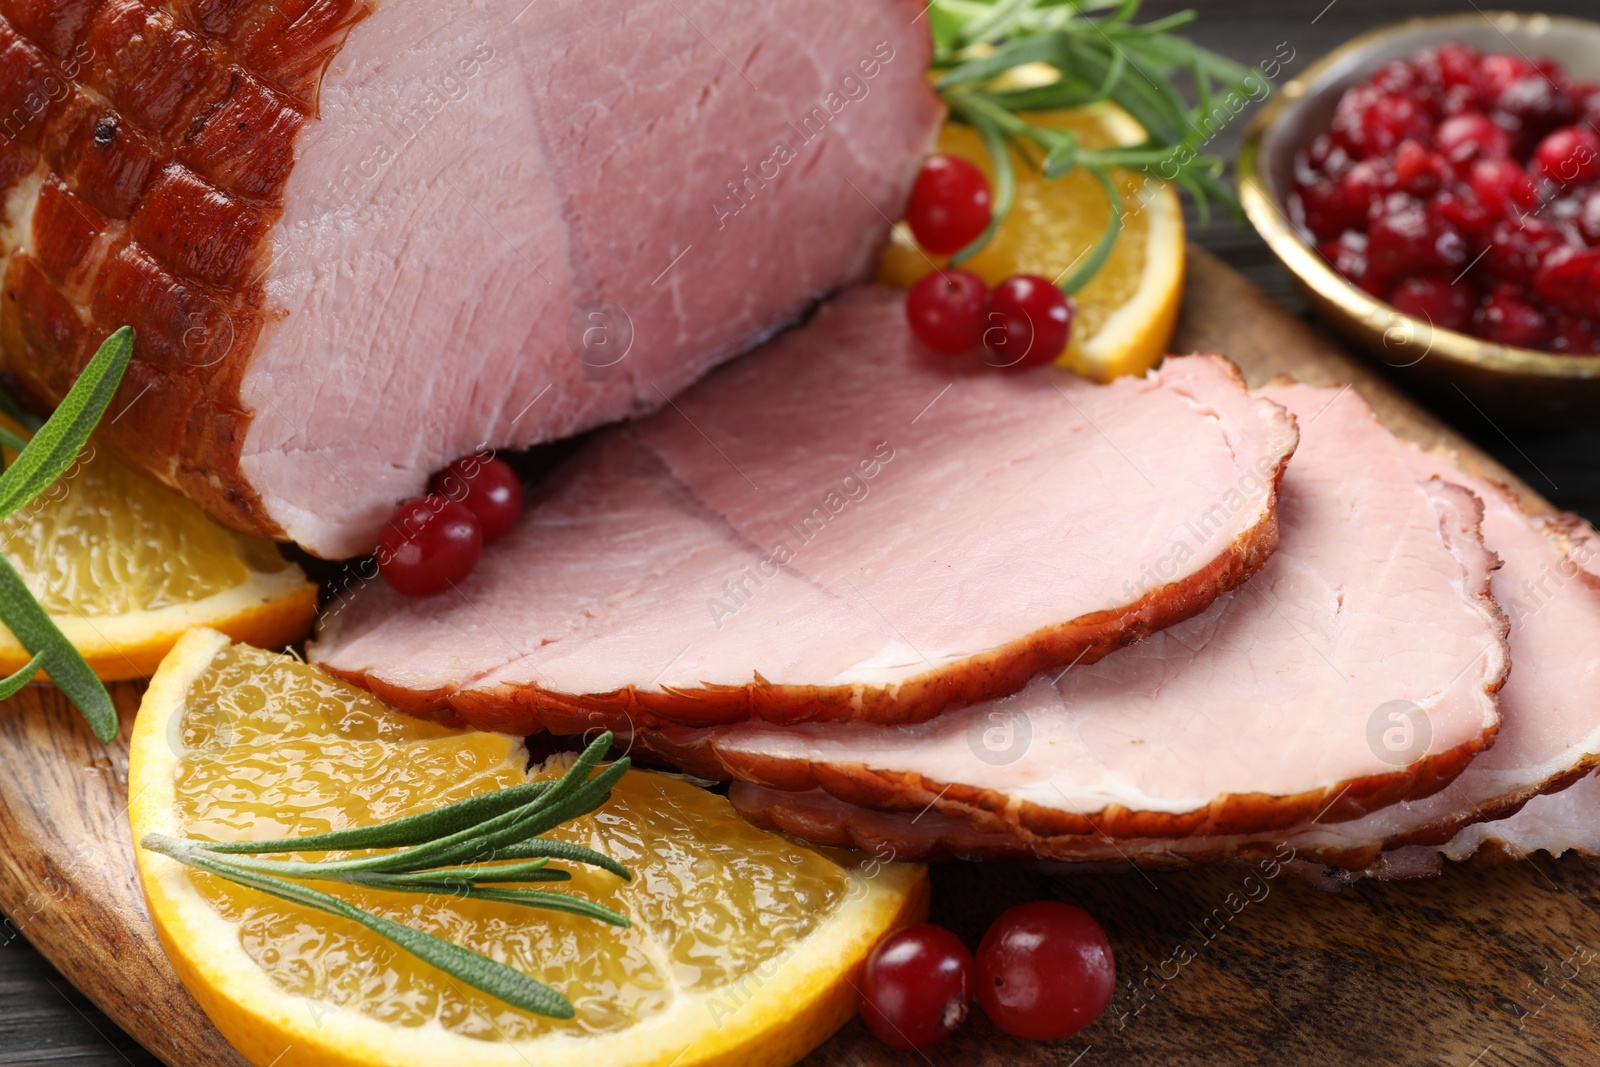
left=730, top=436, right=1600, bottom=872
left=672, top=385, right=1510, bottom=843
left=310, top=287, right=1298, bottom=732
left=1433, top=771, right=1600, bottom=864
left=0, top=0, right=941, bottom=557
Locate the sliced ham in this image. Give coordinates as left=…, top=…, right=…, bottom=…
left=310, top=287, right=1298, bottom=731
left=1370, top=517, right=1600, bottom=876
left=0, top=0, right=941, bottom=556
left=662, top=384, right=1510, bottom=843
left=731, top=443, right=1600, bottom=871
left=1433, top=770, right=1600, bottom=865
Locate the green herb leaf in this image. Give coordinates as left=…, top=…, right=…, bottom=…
left=197, top=779, right=556, bottom=855
left=949, top=118, right=1017, bottom=267
left=931, top=0, right=1261, bottom=284
left=0, top=328, right=133, bottom=523
left=0, top=553, right=117, bottom=741
left=0, top=651, right=46, bottom=700
left=141, top=733, right=638, bottom=1019
left=1058, top=166, right=1125, bottom=294
left=172, top=847, right=578, bottom=1019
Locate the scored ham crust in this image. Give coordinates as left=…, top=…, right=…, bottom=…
left=0, top=0, right=372, bottom=535
left=653, top=385, right=1510, bottom=846
left=0, top=0, right=942, bottom=557
left=311, top=288, right=1298, bottom=731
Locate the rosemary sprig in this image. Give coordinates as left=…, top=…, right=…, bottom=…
left=0, top=328, right=134, bottom=742
left=930, top=0, right=1261, bottom=286
left=141, top=732, right=636, bottom=1019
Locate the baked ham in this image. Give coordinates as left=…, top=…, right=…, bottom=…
left=310, top=287, right=1298, bottom=731
left=662, top=385, right=1510, bottom=845
left=1371, top=513, right=1600, bottom=878
left=0, top=0, right=941, bottom=557
left=731, top=439, right=1600, bottom=871
left=1429, top=771, right=1600, bottom=866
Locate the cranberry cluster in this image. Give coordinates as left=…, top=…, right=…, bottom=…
left=859, top=902, right=1115, bottom=1051
left=1290, top=44, right=1600, bottom=355
left=375, top=455, right=524, bottom=597
left=902, top=155, right=1077, bottom=367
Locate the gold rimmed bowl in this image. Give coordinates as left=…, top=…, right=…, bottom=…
left=1238, top=11, right=1600, bottom=424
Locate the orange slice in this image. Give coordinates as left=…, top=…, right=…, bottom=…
left=880, top=101, right=1186, bottom=381
left=129, top=629, right=929, bottom=1067
left=0, top=420, right=314, bottom=680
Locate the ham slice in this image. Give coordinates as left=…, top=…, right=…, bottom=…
left=310, top=287, right=1298, bottom=731
left=661, top=384, right=1510, bottom=843
left=1433, top=771, right=1600, bottom=865
left=732, top=445, right=1600, bottom=871
left=0, top=0, right=941, bottom=557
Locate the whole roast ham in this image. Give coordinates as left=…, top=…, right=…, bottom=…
left=310, top=287, right=1299, bottom=731
left=0, top=0, right=941, bottom=556
left=669, top=386, right=1512, bottom=856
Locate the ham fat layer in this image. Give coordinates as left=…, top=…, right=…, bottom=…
left=310, top=287, right=1298, bottom=731
left=0, top=0, right=941, bottom=556
left=688, top=385, right=1511, bottom=844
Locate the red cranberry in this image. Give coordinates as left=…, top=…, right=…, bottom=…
left=1477, top=285, right=1551, bottom=348
left=1479, top=218, right=1565, bottom=286
left=1533, top=56, right=1573, bottom=94
left=906, top=270, right=987, bottom=353
left=906, top=155, right=993, bottom=255
left=983, top=274, right=1075, bottom=368
left=1575, top=82, right=1600, bottom=130
left=1480, top=54, right=1537, bottom=97
left=376, top=496, right=484, bottom=597
left=1431, top=189, right=1492, bottom=238
left=1360, top=93, right=1435, bottom=157
left=1319, top=232, right=1368, bottom=285
left=859, top=924, right=972, bottom=1050
left=1389, top=273, right=1477, bottom=332
left=1367, top=198, right=1466, bottom=288
left=975, top=902, right=1115, bottom=1042
left=1496, top=74, right=1575, bottom=138
left=1470, top=158, right=1540, bottom=221
left=1393, top=141, right=1450, bottom=196
left=1578, top=189, right=1600, bottom=244
left=429, top=455, right=523, bottom=543
left=1435, top=112, right=1511, bottom=163
left=1550, top=313, right=1599, bottom=355
left=1304, top=132, right=1343, bottom=173
left=1372, top=59, right=1422, bottom=96
left=1340, top=158, right=1393, bottom=212
left=1294, top=178, right=1359, bottom=240
left=1533, top=126, right=1600, bottom=186
left=1533, top=245, right=1600, bottom=319
left=1419, top=43, right=1485, bottom=102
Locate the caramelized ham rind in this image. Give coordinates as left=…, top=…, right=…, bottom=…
left=1, top=0, right=945, bottom=557
left=311, top=289, right=1299, bottom=731
left=0, top=0, right=369, bottom=536
left=664, top=386, right=1510, bottom=848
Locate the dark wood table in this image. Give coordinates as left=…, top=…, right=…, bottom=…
left=6, top=2, right=1597, bottom=1063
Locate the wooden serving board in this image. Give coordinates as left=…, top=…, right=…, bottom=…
left=3, top=249, right=1596, bottom=1067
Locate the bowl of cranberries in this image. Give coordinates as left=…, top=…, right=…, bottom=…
left=1238, top=12, right=1600, bottom=421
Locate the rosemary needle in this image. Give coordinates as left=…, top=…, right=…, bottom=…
left=0, top=327, right=135, bottom=743
left=142, top=732, right=636, bottom=1019
left=931, top=0, right=1261, bottom=286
